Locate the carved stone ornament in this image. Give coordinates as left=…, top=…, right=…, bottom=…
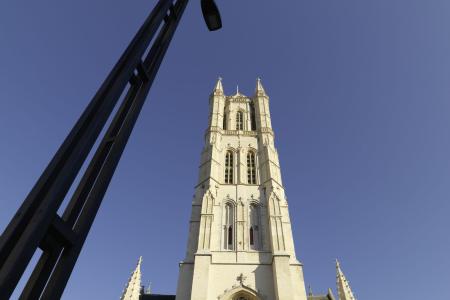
left=217, top=284, right=264, bottom=300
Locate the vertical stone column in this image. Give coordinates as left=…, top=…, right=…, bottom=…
left=190, top=254, right=211, bottom=300
left=236, top=199, right=245, bottom=251
left=272, top=255, right=295, bottom=300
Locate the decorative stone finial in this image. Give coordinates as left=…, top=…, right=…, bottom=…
left=336, top=258, right=341, bottom=269
left=255, top=77, right=267, bottom=96
left=213, top=77, right=224, bottom=95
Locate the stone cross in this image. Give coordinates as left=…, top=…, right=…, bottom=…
left=236, top=273, right=247, bottom=285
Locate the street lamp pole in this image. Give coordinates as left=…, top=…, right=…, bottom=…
left=0, top=0, right=221, bottom=298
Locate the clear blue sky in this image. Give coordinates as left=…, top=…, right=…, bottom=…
left=1, top=0, right=450, bottom=299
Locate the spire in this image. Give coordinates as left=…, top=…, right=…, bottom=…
left=255, top=77, right=267, bottom=96
left=308, top=285, right=313, bottom=296
left=212, top=77, right=224, bottom=95
left=120, top=257, right=143, bottom=300
left=336, top=259, right=356, bottom=300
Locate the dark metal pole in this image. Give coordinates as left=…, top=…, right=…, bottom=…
left=0, top=0, right=221, bottom=298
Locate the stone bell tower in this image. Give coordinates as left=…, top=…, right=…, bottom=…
left=175, top=78, right=308, bottom=300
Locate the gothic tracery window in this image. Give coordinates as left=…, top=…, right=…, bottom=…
left=225, top=150, right=234, bottom=184
left=224, top=203, right=234, bottom=250
left=249, top=204, right=259, bottom=250
left=247, top=151, right=256, bottom=184
left=236, top=111, right=244, bottom=130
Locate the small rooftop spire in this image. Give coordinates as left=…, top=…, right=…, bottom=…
left=336, top=259, right=356, bottom=300
left=308, top=285, right=313, bottom=296
left=212, top=77, right=224, bottom=95
left=255, top=77, right=266, bottom=96
left=120, top=257, right=143, bottom=300
left=233, top=84, right=244, bottom=96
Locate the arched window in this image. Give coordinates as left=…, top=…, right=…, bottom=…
left=224, top=203, right=234, bottom=250
left=225, top=151, right=233, bottom=184
left=249, top=204, right=259, bottom=250
left=236, top=111, right=244, bottom=130
left=247, top=151, right=256, bottom=184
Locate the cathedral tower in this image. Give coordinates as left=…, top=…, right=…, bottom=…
left=175, top=78, right=308, bottom=300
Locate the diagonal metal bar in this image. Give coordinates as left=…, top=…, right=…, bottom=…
left=0, top=0, right=171, bottom=269
left=19, top=81, right=143, bottom=299
left=0, top=0, right=223, bottom=297
left=39, top=3, right=189, bottom=297
left=0, top=0, right=188, bottom=298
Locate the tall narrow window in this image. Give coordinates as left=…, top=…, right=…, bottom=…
left=249, top=204, right=259, bottom=250
left=247, top=151, right=256, bottom=184
left=223, top=112, right=227, bottom=130
left=250, top=102, right=256, bottom=131
left=224, top=203, right=234, bottom=250
left=236, top=111, right=243, bottom=130
left=225, top=151, right=234, bottom=184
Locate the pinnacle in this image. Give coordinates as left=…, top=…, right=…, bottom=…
left=233, top=84, right=245, bottom=96
left=255, top=77, right=267, bottom=95
left=213, top=76, right=224, bottom=94
left=336, top=259, right=356, bottom=300
left=120, top=257, right=143, bottom=300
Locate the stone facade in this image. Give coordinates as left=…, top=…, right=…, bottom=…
left=175, top=78, right=308, bottom=300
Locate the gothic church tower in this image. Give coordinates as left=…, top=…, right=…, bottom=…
left=175, top=78, right=308, bottom=300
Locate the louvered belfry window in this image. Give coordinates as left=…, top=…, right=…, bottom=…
left=247, top=151, right=256, bottom=184
left=225, top=151, right=233, bottom=184
left=236, top=111, right=243, bottom=130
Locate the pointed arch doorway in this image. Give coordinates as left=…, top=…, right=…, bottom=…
left=219, top=286, right=261, bottom=300
left=231, top=291, right=259, bottom=300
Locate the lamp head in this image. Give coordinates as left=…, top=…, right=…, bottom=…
left=201, top=0, right=222, bottom=31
